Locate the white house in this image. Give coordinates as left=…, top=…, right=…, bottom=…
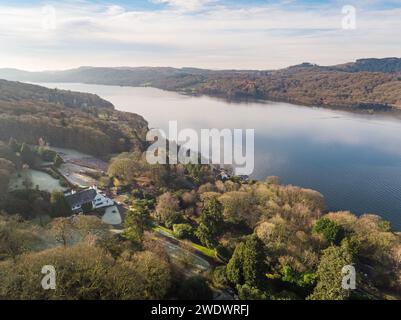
left=65, top=186, right=114, bottom=214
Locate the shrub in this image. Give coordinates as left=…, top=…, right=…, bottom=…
left=237, top=284, right=269, bottom=300
left=173, top=224, right=194, bottom=240
left=165, top=212, right=185, bottom=229
left=212, top=266, right=229, bottom=288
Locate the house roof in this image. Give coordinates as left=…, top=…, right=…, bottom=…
left=65, top=189, right=97, bottom=208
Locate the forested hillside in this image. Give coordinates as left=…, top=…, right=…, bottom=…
left=2, top=58, right=401, bottom=111
left=0, top=80, right=148, bottom=157
left=0, top=80, right=114, bottom=110
left=198, top=68, right=401, bottom=110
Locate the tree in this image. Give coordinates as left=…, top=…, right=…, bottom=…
left=51, top=218, right=74, bottom=247
left=53, top=154, right=64, bottom=168
left=3, top=189, right=51, bottom=219
left=212, top=266, right=229, bottom=288
left=107, top=152, right=146, bottom=185
left=308, top=246, right=354, bottom=300
left=123, top=212, right=145, bottom=245
left=280, top=265, right=317, bottom=297
left=195, top=197, right=224, bottom=248
left=237, top=284, right=269, bottom=300
left=37, top=147, right=57, bottom=162
left=0, top=216, right=39, bottom=261
left=72, top=215, right=109, bottom=239
left=227, top=243, right=245, bottom=285
left=219, top=191, right=258, bottom=227
left=81, top=202, right=93, bottom=214
left=148, top=163, right=171, bottom=187
left=185, top=163, right=213, bottom=186
left=177, top=276, right=213, bottom=300
left=226, top=235, right=266, bottom=288
left=154, top=192, right=180, bottom=226
left=242, top=236, right=267, bottom=288
left=123, top=200, right=152, bottom=245
left=50, top=191, right=72, bottom=217
left=313, top=218, right=344, bottom=245
left=0, top=244, right=171, bottom=300
left=131, top=251, right=172, bottom=300
left=19, top=143, right=36, bottom=166
left=173, top=224, right=194, bottom=240
left=266, top=176, right=280, bottom=185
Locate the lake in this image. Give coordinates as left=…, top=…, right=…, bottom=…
left=37, top=83, right=401, bottom=230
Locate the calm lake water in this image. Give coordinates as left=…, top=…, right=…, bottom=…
left=37, top=83, right=401, bottom=230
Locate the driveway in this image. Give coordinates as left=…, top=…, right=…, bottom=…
left=102, top=206, right=122, bottom=225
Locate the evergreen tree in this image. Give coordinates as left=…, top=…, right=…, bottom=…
left=242, top=235, right=266, bottom=287
left=308, top=246, right=354, bottom=300
left=50, top=191, right=72, bottom=217
left=226, top=242, right=245, bottom=285
left=20, top=143, right=36, bottom=166
left=226, top=235, right=266, bottom=288
left=195, top=197, right=224, bottom=248
left=123, top=200, right=152, bottom=245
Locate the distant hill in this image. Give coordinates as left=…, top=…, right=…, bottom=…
left=0, top=80, right=148, bottom=157
left=0, top=66, right=265, bottom=90
left=282, top=58, right=401, bottom=74
left=2, top=58, right=401, bottom=111
left=0, top=67, right=213, bottom=88
left=335, top=58, right=401, bottom=73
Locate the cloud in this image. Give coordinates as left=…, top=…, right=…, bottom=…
left=150, top=0, right=216, bottom=11
left=105, top=5, right=126, bottom=16
left=0, top=1, right=400, bottom=70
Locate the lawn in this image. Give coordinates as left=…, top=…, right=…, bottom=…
left=191, top=243, right=216, bottom=259
left=153, top=225, right=216, bottom=259
left=154, top=225, right=175, bottom=238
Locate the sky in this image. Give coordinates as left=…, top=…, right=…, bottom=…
left=0, top=0, right=400, bottom=70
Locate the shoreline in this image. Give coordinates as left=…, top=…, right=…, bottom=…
left=30, top=80, right=401, bottom=117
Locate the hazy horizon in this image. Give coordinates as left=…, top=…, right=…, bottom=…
left=2, top=56, right=400, bottom=73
